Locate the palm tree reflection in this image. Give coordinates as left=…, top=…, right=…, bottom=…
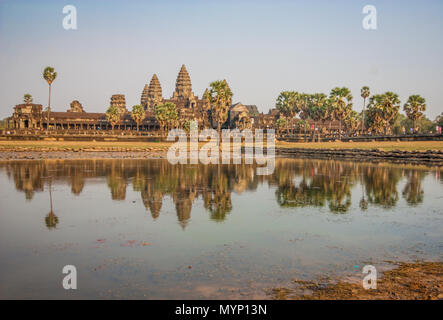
left=402, top=170, right=425, bottom=205
left=44, top=176, right=59, bottom=229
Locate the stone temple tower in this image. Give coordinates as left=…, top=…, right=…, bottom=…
left=110, top=94, right=127, bottom=113
left=172, top=65, right=195, bottom=100
left=140, top=84, right=149, bottom=108
left=146, top=74, right=163, bottom=110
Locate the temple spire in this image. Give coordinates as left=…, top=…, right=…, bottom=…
left=173, top=64, right=193, bottom=99
left=146, top=74, right=163, bottom=109
left=140, top=84, right=149, bottom=108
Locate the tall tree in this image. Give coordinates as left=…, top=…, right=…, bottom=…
left=367, top=92, right=400, bottom=135
left=329, top=87, right=353, bottom=140
left=23, top=93, right=33, bottom=104
left=324, top=99, right=336, bottom=137
left=403, top=95, right=426, bottom=133
left=360, top=86, right=370, bottom=133
left=165, top=102, right=178, bottom=131
left=154, top=104, right=168, bottom=136
left=344, top=110, right=360, bottom=135
left=106, top=105, right=121, bottom=133
left=295, top=93, right=310, bottom=139
left=43, top=67, right=57, bottom=131
left=275, top=117, right=287, bottom=138
left=204, top=80, right=233, bottom=135
left=276, top=91, right=298, bottom=136
left=131, top=104, right=145, bottom=133
left=366, top=105, right=385, bottom=135
left=307, top=93, right=327, bottom=142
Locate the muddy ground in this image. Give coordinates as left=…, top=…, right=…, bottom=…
left=271, top=262, right=443, bottom=300
left=0, top=150, right=168, bottom=160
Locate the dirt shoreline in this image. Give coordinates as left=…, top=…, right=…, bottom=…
left=1, top=140, right=443, bottom=164
left=271, top=262, right=443, bottom=300
left=1, top=147, right=443, bottom=166
left=277, top=148, right=443, bottom=166
left=0, top=151, right=168, bottom=161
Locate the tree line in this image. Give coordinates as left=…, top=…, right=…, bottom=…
left=275, top=86, right=432, bottom=139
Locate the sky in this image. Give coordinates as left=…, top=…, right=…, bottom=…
left=0, top=0, right=442, bottom=119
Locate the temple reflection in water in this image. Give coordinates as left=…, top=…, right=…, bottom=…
left=0, top=159, right=439, bottom=229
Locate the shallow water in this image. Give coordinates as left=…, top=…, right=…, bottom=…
left=0, top=158, right=442, bottom=299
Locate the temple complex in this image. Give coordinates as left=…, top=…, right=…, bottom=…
left=4, top=64, right=276, bottom=135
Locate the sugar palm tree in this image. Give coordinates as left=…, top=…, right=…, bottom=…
left=307, top=93, right=327, bottom=142
left=276, top=91, right=298, bottom=136
left=131, top=104, right=145, bottom=133
left=344, top=110, right=360, bottom=136
left=324, top=99, right=336, bottom=138
left=154, top=104, right=168, bottom=136
left=295, top=93, right=310, bottom=139
left=275, top=117, right=287, bottom=138
left=403, top=95, right=426, bottom=133
left=165, top=102, right=178, bottom=131
left=361, top=86, right=370, bottom=133
left=43, top=67, right=57, bottom=131
left=23, top=93, right=33, bottom=104
left=329, top=87, right=353, bottom=140
left=204, top=80, right=233, bottom=136
left=367, top=92, right=400, bottom=135
left=106, top=105, right=121, bottom=133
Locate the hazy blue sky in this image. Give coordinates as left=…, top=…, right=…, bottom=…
left=0, top=0, right=442, bottom=119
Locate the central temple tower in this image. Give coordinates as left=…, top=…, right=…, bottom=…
left=172, top=65, right=194, bottom=100
left=141, top=64, right=205, bottom=112
left=142, top=74, right=163, bottom=110
left=171, top=64, right=198, bottom=108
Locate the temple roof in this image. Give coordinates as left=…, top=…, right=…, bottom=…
left=48, top=112, right=105, bottom=120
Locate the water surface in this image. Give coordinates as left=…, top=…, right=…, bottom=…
left=0, top=159, right=442, bottom=299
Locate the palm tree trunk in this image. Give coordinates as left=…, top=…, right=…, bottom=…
left=217, top=122, right=221, bottom=147
left=339, top=121, right=342, bottom=140
left=312, top=122, right=316, bottom=142
left=47, top=85, right=51, bottom=132
left=362, top=97, right=366, bottom=135
left=329, top=121, right=332, bottom=140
